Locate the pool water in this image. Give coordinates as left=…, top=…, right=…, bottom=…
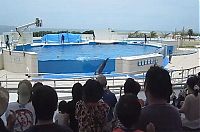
left=16, top=43, right=160, bottom=74
left=23, top=44, right=159, bottom=61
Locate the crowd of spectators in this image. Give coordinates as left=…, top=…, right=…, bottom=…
left=0, top=65, right=200, bottom=132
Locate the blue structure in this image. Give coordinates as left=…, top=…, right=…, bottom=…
left=41, top=33, right=82, bottom=43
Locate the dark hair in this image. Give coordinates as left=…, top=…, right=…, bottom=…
left=32, top=82, right=43, bottom=93
left=116, top=94, right=141, bottom=128
left=58, top=100, right=67, bottom=113
left=144, top=66, right=172, bottom=100
left=124, top=78, right=141, bottom=96
left=186, top=75, right=200, bottom=96
left=33, top=82, right=43, bottom=89
left=72, top=82, right=82, bottom=101
left=83, top=79, right=103, bottom=103
left=32, top=85, right=58, bottom=120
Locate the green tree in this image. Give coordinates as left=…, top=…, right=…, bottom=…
left=149, top=31, right=157, bottom=40
left=71, top=31, right=81, bottom=34
left=187, top=29, right=193, bottom=41
left=161, top=32, right=170, bottom=38
left=82, top=30, right=94, bottom=34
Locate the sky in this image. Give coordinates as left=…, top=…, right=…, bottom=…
left=0, top=0, right=199, bottom=32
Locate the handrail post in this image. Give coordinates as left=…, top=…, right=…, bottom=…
left=181, top=70, right=184, bottom=87
left=6, top=74, right=8, bottom=88
left=54, top=80, right=56, bottom=88
left=119, top=86, right=123, bottom=97
left=113, top=77, right=114, bottom=86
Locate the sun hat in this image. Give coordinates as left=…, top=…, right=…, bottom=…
left=0, top=86, right=9, bottom=116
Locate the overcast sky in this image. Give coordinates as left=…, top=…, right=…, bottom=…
left=0, top=0, right=199, bottom=32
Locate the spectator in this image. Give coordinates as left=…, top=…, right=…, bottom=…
left=54, top=100, right=69, bottom=126
left=113, top=94, right=143, bottom=132
left=0, top=87, right=10, bottom=132
left=179, top=75, right=200, bottom=130
left=5, top=80, right=35, bottom=132
left=124, top=78, right=144, bottom=107
left=75, top=79, right=109, bottom=132
left=113, top=94, right=155, bottom=132
left=25, top=85, right=72, bottom=132
left=67, top=82, right=83, bottom=132
left=32, top=82, right=43, bottom=93
left=96, top=74, right=117, bottom=131
left=138, top=66, right=182, bottom=132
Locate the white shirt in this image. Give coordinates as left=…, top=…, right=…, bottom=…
left=5, top=102, right=35, bottom=132
left=180, top=94, right=200, bottom=129
left=181, top=94, right=200, bottom=121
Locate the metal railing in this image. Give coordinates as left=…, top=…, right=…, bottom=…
left=0, top=66, right=199, bottom=94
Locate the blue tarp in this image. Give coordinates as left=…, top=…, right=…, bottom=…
left=41, top=33, right=82, bottom=43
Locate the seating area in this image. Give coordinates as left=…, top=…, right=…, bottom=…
left=0, top=65, right=200, bottom=132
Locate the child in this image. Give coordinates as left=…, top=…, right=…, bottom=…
left=113, top=94, right=143, bottom=132
left=54, top=100, right=69, bottom=126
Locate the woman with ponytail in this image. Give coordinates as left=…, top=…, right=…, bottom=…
left=179, top=75, right=200, bottom=130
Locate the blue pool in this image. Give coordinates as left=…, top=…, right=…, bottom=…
left=16, top=43, right=161, bottom=74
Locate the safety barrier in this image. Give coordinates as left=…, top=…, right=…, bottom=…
left=0, top=66, right=199, bottom=96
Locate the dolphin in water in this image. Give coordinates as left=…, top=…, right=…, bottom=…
left=95, top=58, right=109, bottom=75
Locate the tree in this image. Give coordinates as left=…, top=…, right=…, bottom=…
left=161, top=32, right=170, bottom=38
left=187, top=29, right=193, bottom=41
left=149, top=31, right=157, bottom=40
left=82, top=30, right=94, bottom=34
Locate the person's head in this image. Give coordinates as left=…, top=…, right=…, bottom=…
left=18, top=79, right=32, bottom=90
left=83, top=79, right=103, bottom=103
left=58, top=100, right=67, bottom=113
left=72, top=82, right=82, bottom=101
left=96, top=74, right=107, bottom=90
left=33, top=82, right=43, bottom=89
left=32, top=82, right=43, bottom=93
left=0, top=87, right=9, bottom=116
left=144, top=66, right=172, bottom=101
left=186, top=75, right=200, bottom=96
left=198, top=72, right=200, bottom=78
left=32, top=85, right=58, bottom=121
left=18, top=80, right=32, bottom=104
left=116, top=94, right=141, bottom=128
left=124, top=78, right=141, bottom=96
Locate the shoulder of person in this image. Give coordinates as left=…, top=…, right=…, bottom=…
left=185, top=94, right=196, bottom=99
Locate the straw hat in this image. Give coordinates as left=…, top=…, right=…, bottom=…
left=0, top=87, right=9, bottom=116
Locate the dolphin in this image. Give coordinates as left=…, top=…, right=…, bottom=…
left=95, top=58, right=109, bottom=75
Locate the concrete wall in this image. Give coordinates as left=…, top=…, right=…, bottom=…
left=81, top=34, right=94, bottom=41
left=2, top=49, right=38, bottom=73
left=115, top=53, right=163, bottom=74
left=94, top=29, right=113, bottom=40
left=170, top=49, right=199, bottom=69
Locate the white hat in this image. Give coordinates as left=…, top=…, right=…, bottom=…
left=0, top=87, right=9, bottom=116
left=18, top=83, right=31, bottom=105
